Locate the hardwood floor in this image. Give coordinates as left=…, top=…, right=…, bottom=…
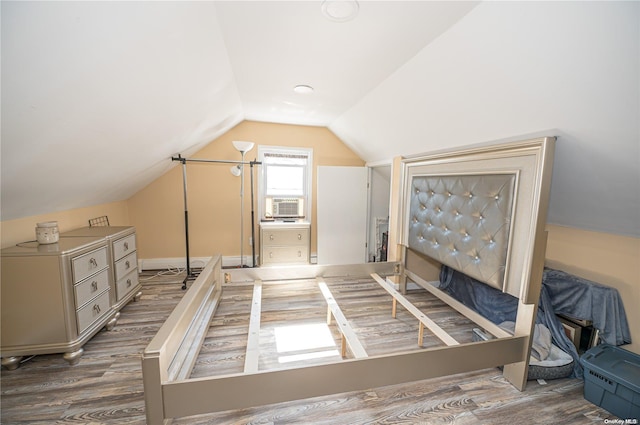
left=1, top=270, right=618, bottom=424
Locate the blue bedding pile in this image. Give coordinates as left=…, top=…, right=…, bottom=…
left=542, top=268, right=631, bottom=347
left=438, top=266, right=632, bottom=379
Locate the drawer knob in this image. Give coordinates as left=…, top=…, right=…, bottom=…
left=93, top=304, right=101, bottom=315
left=125, top=260, right=130, bottom=269
left=269, top=252, right=273, bottom=258
left=297, top=233, right=302, bottom=240
left=89, top=258, right=98, bottom=268
left=91, top=281, right=98, bottom=292
left=126, top=278, right=132, bottom=287
left=124, top=242, right=129, bottom=251
left=269, top=235, right=274, bottom=241
left=298, top=250, right=301, bottom=257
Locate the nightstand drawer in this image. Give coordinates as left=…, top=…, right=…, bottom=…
left=72, top=247, right=108, bottom=283
left=262, top=228, right=309, bottom=246
left=262, top=246, right=309, bottom=265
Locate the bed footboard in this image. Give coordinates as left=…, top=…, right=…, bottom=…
left=141, top=255, right=223, bottom=425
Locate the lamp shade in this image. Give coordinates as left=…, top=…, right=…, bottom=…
left=230, top=165, right=242, bottom=177
left=232, top=140, right=255, bottom=153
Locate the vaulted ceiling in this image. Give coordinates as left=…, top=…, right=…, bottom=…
left=2, top=1, right=639, bottom=237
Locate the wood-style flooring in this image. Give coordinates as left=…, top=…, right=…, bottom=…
left=1, top=269, right=619, bottom=424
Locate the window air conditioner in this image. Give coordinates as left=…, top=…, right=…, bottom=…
left=272, top=198, right=303, bottom=218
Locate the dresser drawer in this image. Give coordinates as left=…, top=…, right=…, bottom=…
left=262, top=228, right=309, bottom=247
left=115, top=251, right=137, bottom=281
left=116, top=269, right=139, bottom=301
left=76, top=290, right=111, bottom=334
left=113, top=234, right=136, bottom=261
left=262, top=246, right=309, bottom=265
left=72, top=247, right=108, bottom=283
left=74, top=268, right=110, bottom=309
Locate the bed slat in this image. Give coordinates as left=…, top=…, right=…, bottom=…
left=244, top=280, right=263, bottom=373
left=404, top=268, right=512, bottom=339
left=317, top=278, right=368, bottom=359
left=371, top=273, right=459, bottom=346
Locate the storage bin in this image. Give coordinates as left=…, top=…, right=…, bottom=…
left=580, top=344, right=640, bottom=419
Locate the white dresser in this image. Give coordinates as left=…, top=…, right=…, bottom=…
left=260, top=221, right=311, bottom=266
left=1, top=226, right=142, bottom=370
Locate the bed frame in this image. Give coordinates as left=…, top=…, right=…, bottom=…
left=142, top=137, right=555, bottom=424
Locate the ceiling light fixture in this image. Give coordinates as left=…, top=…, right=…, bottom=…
left=321, top=0, right=359, bottom=23
left=293, top=84, right=314, bottom=94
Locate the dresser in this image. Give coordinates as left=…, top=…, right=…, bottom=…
left=260, top=221, right=310, bottom=266
left=1, top=237, right=116, bottom=369
left=61, top=226, right=142, bottom=311
left=1, top=226, right=142, bottom=370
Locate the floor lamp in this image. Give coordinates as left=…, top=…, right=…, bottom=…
left=231, top=141, right=254, bottom=268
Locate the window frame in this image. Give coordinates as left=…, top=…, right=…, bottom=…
left=257, top=146, right=313, bottom=220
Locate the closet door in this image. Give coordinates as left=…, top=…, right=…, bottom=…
left=317, top=166, right=368, bottom=265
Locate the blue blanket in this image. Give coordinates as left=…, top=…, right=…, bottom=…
left=438, top=266, right=631, bottom=378
left=542, top=268, right=631, bottom=347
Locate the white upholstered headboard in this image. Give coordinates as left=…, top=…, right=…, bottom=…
left=400, top=137, right=555, bottom=300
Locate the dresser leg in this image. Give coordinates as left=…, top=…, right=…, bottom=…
left=1, top=356, right=24, bottom=370
left=63, top=348, right=84, bottom=365
left=105, top=312, right=121, bottom=331
left=134, top=290, right=142, bottom=302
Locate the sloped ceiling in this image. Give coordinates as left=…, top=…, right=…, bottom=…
left=330, top=1, right=639, bottom=237
left=2, top=1, right=243, bottom=220
left=2, top=1, right=639, bottom=237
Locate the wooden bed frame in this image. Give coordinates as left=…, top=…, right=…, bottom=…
left=142, top=137, right=555, bottom=424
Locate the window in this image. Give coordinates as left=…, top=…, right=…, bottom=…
left=258, top=146, right=313, bottom=220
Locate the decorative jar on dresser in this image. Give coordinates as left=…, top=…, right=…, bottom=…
left=260, top=220, right=311, bottom=266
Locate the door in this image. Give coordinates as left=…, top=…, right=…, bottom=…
left=317, top=166, right=368, bottom=265
left=368, top=165, right=391, bottom=262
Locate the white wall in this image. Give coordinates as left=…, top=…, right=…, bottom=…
left=331, top=1, right=640, bottom=238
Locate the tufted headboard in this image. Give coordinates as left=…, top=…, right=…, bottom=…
left=408, top=174, right=515, bottom=289
left=400, top=137, right=556, bottom=299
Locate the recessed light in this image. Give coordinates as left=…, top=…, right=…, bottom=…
left=321, top=0, right=359, bottom=23
left=294, top=85, right=314, bottom=94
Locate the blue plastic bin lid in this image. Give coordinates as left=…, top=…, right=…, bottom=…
left=580, top=344, right=640, bottom=392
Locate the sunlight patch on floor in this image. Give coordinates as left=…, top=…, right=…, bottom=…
left=274, top=322, right=339, bottom=363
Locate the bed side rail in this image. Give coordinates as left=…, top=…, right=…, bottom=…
left=141, top=254, right=223, bottom=425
